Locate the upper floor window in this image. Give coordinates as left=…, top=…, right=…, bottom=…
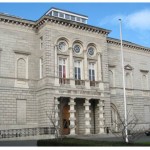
left=59, top=12, right=64, bottom=18
left=59, top=58, right=66, bottom=79
left=74, top=60, right=81, bottom=80
left=59, top=58, right=69, bottom=84
left=87, top=46, right=95, bottom=57
left=53, top=11, right=58, bottom=17
left=58, top=40, right=68, bottom=52
left=89, top=62, right=95, bottom=83
left=73, top=44, right=81, bottom=54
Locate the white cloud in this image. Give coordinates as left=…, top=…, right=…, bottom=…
left=99, top=9, right=150, bottom=31
left=126, top=9, right=150, bottom=30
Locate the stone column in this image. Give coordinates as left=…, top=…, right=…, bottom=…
left=54, top=46, right=59, bottom=86
left=84, top=98, right=91, bottom=134
left=98, top=100, right=105, bottom=133
left=97, top=52, right=102, bottom=81
left=68, top=97, right=76, bottom=135
left=54, top=97, right=60, bottom=128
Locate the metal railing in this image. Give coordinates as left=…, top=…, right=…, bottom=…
left=75, top=80, right=85, bottom=86
left=90, top=81, right=99, bottom=87
left=0, top=127, right=55, bottom=139
left=59, top=78, right=70, bottom=84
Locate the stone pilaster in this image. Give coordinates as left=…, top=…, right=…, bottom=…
left=54, top=45, right=58, bottom=77
left=54, top=46, right=59, bottom=86
left=69, top=47, right=75, bottom=87
left=84, top=50, right=90, bottom=89
left=97, top=52, right=102, bottom=81
left=97, top=100, right=105, bottom=133
left=84, top=98, right=91, bottom=134
left=68, top=97, right=76, bottom=135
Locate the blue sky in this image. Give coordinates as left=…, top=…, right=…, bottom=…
left=0, top=3, right=150, bottom=47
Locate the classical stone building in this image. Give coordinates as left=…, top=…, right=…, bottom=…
left=0, top=7, right=150, bottom=139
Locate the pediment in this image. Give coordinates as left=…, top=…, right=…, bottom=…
left=124, top=64, right=133, bottom=70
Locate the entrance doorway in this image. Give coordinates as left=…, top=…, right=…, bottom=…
left=62, top=104, right=70, bottom=135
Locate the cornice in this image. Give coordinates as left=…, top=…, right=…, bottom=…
left=35, top=16, right=111, bottom=36
left=0, top=13, right=35, bottom=29
left=0, top=13, right=111, bottom=36
left=107, top=37, right=150, bottom=53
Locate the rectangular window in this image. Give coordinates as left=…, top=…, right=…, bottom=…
left=17, top=100, right=26, bottom=124
left=76, top=17, right=80, bottom=22
left=65, top=14, right=70, bottom=20
left=74, top=60, right=81, bottom=80
left=89, top=62, right=95, bottom=81
left=59, top=12, right=64, bottom=18
left=89, top=62, right=96, bottom=86
left=53, top=11, right=58, bottom=17
left=81, top=18, right=86, bottom=24
left=59, top=58, right=66, bottom=79
left=71, top=16, right=75, bottom=21
left=40, top=36, right=43, bottom=50
left=40, top=57, right=43, bottom=79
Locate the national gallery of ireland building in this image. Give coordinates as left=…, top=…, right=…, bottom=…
left=0, top=7, right=150, bottom=139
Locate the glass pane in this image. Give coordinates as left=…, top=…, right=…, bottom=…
left=65, top=14, right=70, bottom=20
left=92, top=70, right=95, bottom=76
left=75, top=73, right=77, bottom=79
left=82, top=18, right=86, bottom=23
left=77, top=17, right=80, bottom=21
left=63, top=66, right=66, bottom=78
left=78, top=73, right=81, bottom=80
left=71, top=16, right=75, bottom=21
left=53, top=11, right=58, bottom=17
left=59, top=12, right=64, bottom=18
left=89, top=70, right=91, bottom=80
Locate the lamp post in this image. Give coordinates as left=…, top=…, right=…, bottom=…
left=119, top=19, right=128, bottom=143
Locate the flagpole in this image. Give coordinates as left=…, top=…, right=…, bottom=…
left=119, top=19, right=128, bottom=143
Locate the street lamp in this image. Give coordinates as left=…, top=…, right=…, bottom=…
left=119, top=19, right=128, bottom=143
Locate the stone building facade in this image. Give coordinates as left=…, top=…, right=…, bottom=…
left=0, top=7, right=149, bottom=139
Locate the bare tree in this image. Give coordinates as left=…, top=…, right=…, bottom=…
left=110, top=106, right=145, bottom=143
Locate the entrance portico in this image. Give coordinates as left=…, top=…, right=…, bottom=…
left=55, top=97, right=105, bottom=135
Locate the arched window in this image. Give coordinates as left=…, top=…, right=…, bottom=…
left=109, top=70, right=114, bottom=87
left=126, top=72, right=132, bottom=89
left=17, top=58, right=26, bottom=79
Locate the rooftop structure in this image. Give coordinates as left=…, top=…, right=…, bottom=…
left=45, top=7, right=88, bottom=24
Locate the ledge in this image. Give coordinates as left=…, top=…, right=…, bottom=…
left=14, top=50, right=31, bottom=55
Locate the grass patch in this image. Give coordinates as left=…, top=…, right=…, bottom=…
left=37, top=138, right=150, bottom=146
